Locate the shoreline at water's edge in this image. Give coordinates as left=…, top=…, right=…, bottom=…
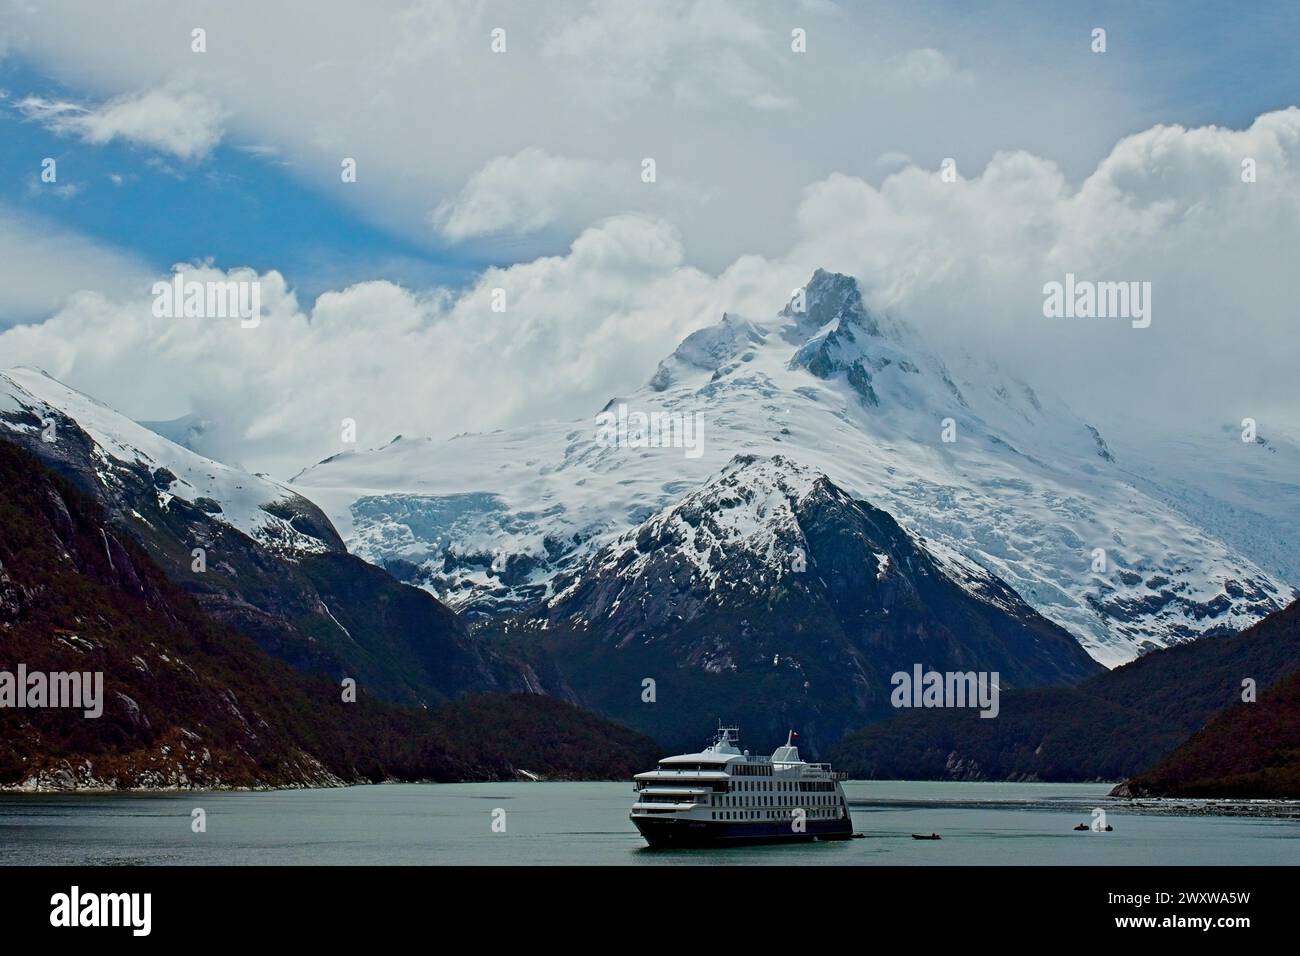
left=0, top=774, right=636, bottom=795
left=1106, top=797, right=1300, bottom=818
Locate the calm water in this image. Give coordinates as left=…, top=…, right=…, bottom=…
left=1, top=781, right=1297, bottom=865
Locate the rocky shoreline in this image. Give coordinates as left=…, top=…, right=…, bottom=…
left=1107, top=796, right=1300, bottom=819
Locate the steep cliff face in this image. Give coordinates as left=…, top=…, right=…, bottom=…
left=0, top=437, right=344, bottom=789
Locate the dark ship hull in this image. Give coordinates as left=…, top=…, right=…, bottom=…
left=633, top=814, right=853, bottom=848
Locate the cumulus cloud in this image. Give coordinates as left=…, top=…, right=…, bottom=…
left=5, top=109, right=1299, bottom=476
left=17, top=86, right=225, bottom=160
left=0, top=216, right=728, bottom=474
left=784, top=109, right=1300, bottom=432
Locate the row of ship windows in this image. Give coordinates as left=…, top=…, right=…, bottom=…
left=713, top=809, right=843, bottom=821
left=731, top=779, right=835, bottom=792
left=718, top=793, right=839, bottom=807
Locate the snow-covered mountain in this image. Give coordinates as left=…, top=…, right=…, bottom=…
left=291, top=271, right=1296, bottom=666
left=517, top=452, right=1100, bottom=752
left=1, top=367, right=339, bottom=556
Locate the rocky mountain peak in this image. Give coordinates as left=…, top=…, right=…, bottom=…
left=781, top=268, right=881, bottom=343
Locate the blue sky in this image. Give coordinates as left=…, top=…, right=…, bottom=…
left=0, top=61, right=491, bottom=321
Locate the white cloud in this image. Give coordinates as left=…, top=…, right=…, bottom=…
left=17, top=86, right=225, bottom=160
left=0, top=215, right=724, bottom=474
left=539, top=0, right=796, bottom=112
left=433, top=147, right=628, bottom=241
left=4, top=110, right=1298, bottom=475
left=783, top=109, right=1300, bottom=433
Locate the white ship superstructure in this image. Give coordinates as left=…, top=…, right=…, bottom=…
left=630, top=725, right=853, bottom=846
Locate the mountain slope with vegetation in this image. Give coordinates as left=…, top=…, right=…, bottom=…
left=831, top=600, right=1300, bottom=781
left=1115, top=666, right=1300, bottom=798
left=0, top=438, right=657, bottom=789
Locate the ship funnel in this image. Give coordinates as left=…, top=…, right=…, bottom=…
left=772, top=729, right=802, bottom=765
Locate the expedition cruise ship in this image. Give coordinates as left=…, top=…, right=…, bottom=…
left=630, top=725, right=854, bottom=847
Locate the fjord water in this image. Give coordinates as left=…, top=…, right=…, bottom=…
left=1, top=781, right=1296, bottom=866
